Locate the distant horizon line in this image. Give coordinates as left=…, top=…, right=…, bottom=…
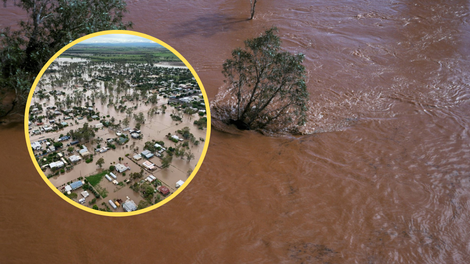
left=75, top=42, right=163, bottom=45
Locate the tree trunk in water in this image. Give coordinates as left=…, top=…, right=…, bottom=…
left=0, top=89, right=18, bottom=119
left=0, top=99, right=17, bottom=119
left=250, top=0, right=257, bottom=20
left=229, top=119, right=250, bottom=130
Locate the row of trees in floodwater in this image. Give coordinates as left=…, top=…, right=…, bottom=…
left=32, top=59, right=203, bottom=118
left=31, top=57, right=204, bottom=132
left=36, top=60, right=197, bottom=104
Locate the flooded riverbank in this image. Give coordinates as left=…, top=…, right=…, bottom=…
left=2, top=0, right=470, bottom=262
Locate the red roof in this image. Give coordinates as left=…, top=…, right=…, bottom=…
left=157, top=186, right=170, bottom=195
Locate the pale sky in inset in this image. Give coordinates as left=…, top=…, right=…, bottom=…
left=81, top=34, right=157, bottom=44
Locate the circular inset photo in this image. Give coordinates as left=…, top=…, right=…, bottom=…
left=25, top=30, right=210, bottom=216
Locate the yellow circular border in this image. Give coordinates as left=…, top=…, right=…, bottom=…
left=24, top=30, right=211, bottom=217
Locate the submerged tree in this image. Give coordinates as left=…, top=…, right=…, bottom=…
left=0, top=0, right=132, bottom=117
left=96, top=157, right=105, bottom=168
left=215, top=27, right=309, bottom=132
left=161, top=154, right=173, bottom=168
left=185, top=149, right=195, bottom=162
left=122, top=117, right=130, bottom=127
left=69, top=123, right=95, bottom=142
left=249, top=0, right=258, bottom=20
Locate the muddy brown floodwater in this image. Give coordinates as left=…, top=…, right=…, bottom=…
left=2, top=0, right=470, bottom=263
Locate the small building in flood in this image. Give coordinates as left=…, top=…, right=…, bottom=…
left=115, top=163, right=129, bottom=173
left=123, top=200, right=137, bottom=212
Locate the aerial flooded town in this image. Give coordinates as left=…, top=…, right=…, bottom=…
left=27, top=34, right=208, bottom=213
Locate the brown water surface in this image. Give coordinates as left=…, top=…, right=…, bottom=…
left=2, top=0, right=470, bottom=263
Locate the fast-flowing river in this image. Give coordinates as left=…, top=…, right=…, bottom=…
left=1, top=0, right=470, bottom=262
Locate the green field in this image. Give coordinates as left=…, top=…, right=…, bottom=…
left=86, top=170, right=109, bottom=186
left=61, top=44, right=181, bottom=63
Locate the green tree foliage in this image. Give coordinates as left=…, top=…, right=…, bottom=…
left=85, top=155, right=94, bottom=163
left=185, top=149, right=195, bottom=162
left=0, top=0, right=132, bottom=116
left=155, top=194, right=162, bottom=204
left=141, top=183, right=154, bottom=199
left=69, top=123, right=95, bottom=142
left=130, top=170, right=144, bottom=180
left=193, top=117, right=207, bottom=129
left=148, top=93, right=158, bottom=104
left=144, top=141, right=157, bottom=152
left=174, top=144, right=185, bottom=158
left=177, top=126, right=192, bottom=140
left=96, top=157, right=105, bottom=168
left=216, top=27, right=309, bottom=132
left=133, top=112, right=145, bottom=124
left=88, top=198, right=96, bottom=205
left=161, top=154, right=172, bottom=168
left=137, top=199, right=150, bottom=210
left=122, top=117, right=130, bottom=127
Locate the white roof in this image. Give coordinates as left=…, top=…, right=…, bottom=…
left=79, top=151, right=90, bottom=157
left=176, top=180, right=185, bottom=188
left=81, top=191, right=89, bottom=198
left=49, top=161, right=64, bottom=168
left=99, top=147, right=109, bottom=153
left=142, top=161, right=156, bottom=170
left=64, top=185, right=72, bottom=192
left=123, top=200, right=137, bottom=212
left=145, top=175, right=157, bottom=182
left=115, top=163, right=129, bottom=173
left=141, top=150, right=154, bottom=158
left=69, top=155, right=81, bottom=162
left=31, top=141, right=42, bottom=150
